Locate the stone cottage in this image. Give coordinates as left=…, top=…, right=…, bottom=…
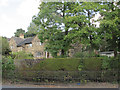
left=9, top=34, right=52, bottom=59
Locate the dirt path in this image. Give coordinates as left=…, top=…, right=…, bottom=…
left=2, top=82, right=118, bottom=88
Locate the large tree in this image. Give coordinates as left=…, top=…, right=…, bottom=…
left=25, top=22, right=39, bottom=38
left=14, top=28, right=25, bottom=37
left=32, top=2, right=102, bottom=57
left=33, top=2, right=74, bottom=57
left=65, top=2, right=101, bottom=51
left=99, top=2, right=120, bottom=57
left=32, top=1, right=119, bottom=57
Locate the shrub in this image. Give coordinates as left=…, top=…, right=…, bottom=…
left=30, top=58, right=81, bottom=71
left=12, top=51, right=33, bottom=59
left=101, top=56, right=111, bottom=70
left=83, top=57, right=103, bottom=71
left=2, top=56, right=15, bottom=79
left=73, top=51, right=100, bottom=58
left=101, top=56, right=120, bottom=71
left=2, top=56, right=15, bottom=71
left=17, top=57, right=103, bottom=71
left=12, top=57, right=118, bottom=83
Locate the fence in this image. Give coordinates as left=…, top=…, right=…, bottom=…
left=2, top=70, right=119, bottom=85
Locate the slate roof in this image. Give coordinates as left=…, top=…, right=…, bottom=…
left=17, top=37, right=34, bottom=47
left=10, top=36, right=35, bottom=47
left=13, top=37, right=24, bottom=45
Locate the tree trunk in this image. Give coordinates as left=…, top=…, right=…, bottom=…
left=112, top=34, right=117, bottom=58
left=88, top=10, right=93, bottom=51
left=114, top=50, right=117, bottom=58
left=61, top=49, right=65, bottom=56
left=61, top=2, right=67, bottom=57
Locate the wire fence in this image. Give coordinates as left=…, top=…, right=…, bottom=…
left=2, top=70, right=119, bottom=85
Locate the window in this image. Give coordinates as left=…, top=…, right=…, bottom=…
left=35, top=52, right=43, bottom=57
left=11, top=45, right=14, bottom=49
left=29, top=44, right=32, bottom=47
left=40, top=42, right=42, bottom=45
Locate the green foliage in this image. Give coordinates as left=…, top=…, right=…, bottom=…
left=31, top=2, right=119, bottom=58
left=99, top=2, right=120, bottom=57
left=73, top=51, right=100, bottom=58
left=31, top=58, right=81, bottom=71
left=17, top=58, right=103, bottom=71
left=2, top=37, right=11, bottom=55
left=12, top=51, right=33, bottom=59
left=15, top=57, right=107, bottom=83
left=78, top=65, right=83, bottom=71
left=101, top=56, right=111, bottom=70
left=2, top=56, right=15, bottom=72
left=25, top=22, right=39, bottom=38
left=14, top=28, right=25, bottom=37
left=101, top=55, right=120, bottom=71
left=83, top=57, right=102, bottom=71
left=33, top=2, right=68, bottom=57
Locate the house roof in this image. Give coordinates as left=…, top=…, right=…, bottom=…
left=17, top=37, right=35, bottom=47
left=12, top=37, right=24, bottom=45
left=10, top=36, right=36, bottom=47
left=99, top=51, right=114, bottom=54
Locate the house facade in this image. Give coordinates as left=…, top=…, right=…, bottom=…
left=9, top=34, right=52, bottom=59
left=9, top=34, right=83, bottom=58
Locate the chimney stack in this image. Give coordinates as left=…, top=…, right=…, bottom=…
left=19, top=33, right=24, bottom=39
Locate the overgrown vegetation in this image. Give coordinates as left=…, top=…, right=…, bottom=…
left=2, top=56, right=15, bottom=78
left=73, top=51, right=100, bottom=58
left=18, top=58, right=102, bottom=71
left=7, top=57, right=118, bottom=83
left=12, top=51, right=33, bottom=59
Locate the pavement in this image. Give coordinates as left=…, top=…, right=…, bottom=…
left=2, top=85, right=45, bottom=88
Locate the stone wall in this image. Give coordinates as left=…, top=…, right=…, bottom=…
left=9, top=35, right=53, bottom=58
left=9, top=38, right=18, bottom=52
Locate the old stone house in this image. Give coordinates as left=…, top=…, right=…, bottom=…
left=9, top=34, right=52, bottom=59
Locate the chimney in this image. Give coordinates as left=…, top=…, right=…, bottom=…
left=19, top=33, right=24, bottom=39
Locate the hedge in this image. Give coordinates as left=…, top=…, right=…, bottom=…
left=3, top=57, right=119, bottom=83
left=19, top=57, right=103, bottom=71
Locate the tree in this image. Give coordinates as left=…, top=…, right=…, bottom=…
left=25, top=22, right=39, bottom=38
left=99, top=2, right=120, bottom=57
left=32, top=1, right=119, bottom=58
left=33, top=2, right=71, bottom=57
left=32, top=2, right=103, bottom=57
left=65, top=2, right=101, bottom=51
left=14, top=28, right=25, bottom=37
left=2, top=37, right=11, bottom=55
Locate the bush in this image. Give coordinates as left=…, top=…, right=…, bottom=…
left=17, top=58, right=102, bottom=81
left=9, top=57, right=118, bottom=83
left=101, top=56, right=120, bottom=71
left=2, top=56, right=15, bottom=78
left=73, top=51, right=100, bottom=58
left=17, top=57, right=103, bottom=71
left=27, top=58, right=81, bottom=71
left=12, top=51, right=33, bottom=59
left=83, top=57, right=102, bottom=71
left=2, top=56, right=15, bottom=71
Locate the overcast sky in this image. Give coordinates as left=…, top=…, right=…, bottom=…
left=0, top=0, right=41, bottom=38
left=0, top=0, right=101, bottom=38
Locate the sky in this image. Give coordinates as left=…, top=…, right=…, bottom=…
left=0, top=0, right=41, bottom=38
left=0, top=0, right=101, bottom=38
